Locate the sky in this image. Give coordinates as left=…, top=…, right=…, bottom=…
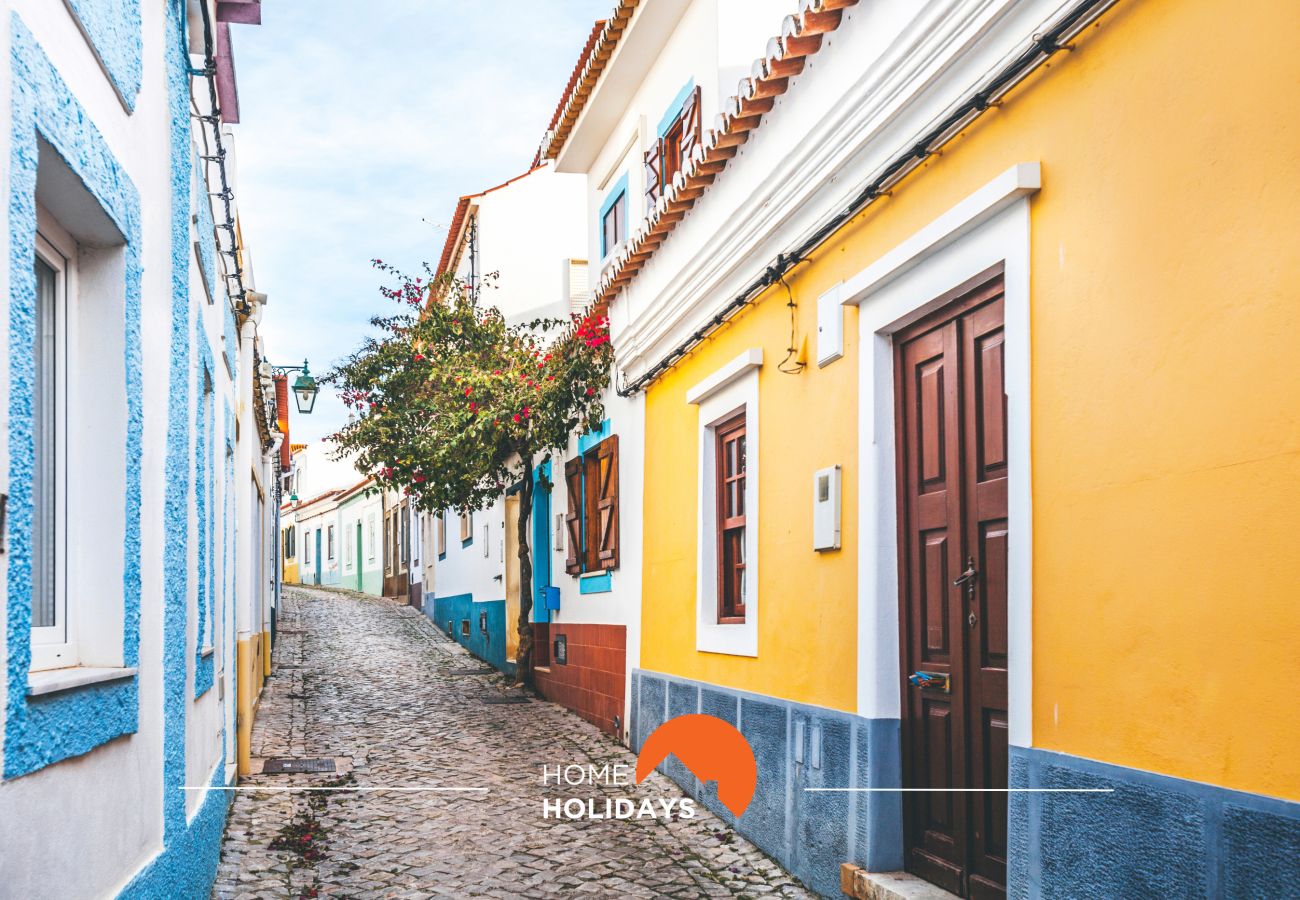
left=231, top=1, right=611, bottom=443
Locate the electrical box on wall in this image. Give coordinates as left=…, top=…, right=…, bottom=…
left=813, top=465, right=841, bottom=551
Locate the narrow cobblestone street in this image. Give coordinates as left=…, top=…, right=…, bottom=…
left=213, top=586, right=812, bottom=899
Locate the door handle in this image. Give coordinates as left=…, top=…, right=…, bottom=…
left=952, top=557, right=977, bottom=587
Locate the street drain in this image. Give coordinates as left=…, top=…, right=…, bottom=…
left=481, top=695, right=530, bottom=705
left=449, top=667, right=495, bottom=675
left=261, top=757, right=337, bottom=774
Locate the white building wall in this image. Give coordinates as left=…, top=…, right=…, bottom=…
left=433, top=498, right=508, bottom=602
left=464, top=164, right=589, bottom=326
left=0, top=0, right=280, bottom=894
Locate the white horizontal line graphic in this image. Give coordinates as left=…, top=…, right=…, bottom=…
left=804, top=788, right=1113, bottom=793
left=180, top=786, right=490, bottom=792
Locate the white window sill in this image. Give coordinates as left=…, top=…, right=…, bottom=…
left=27, top=666, right=137, bottom=697
left=201, top=646, right=215, bottom=659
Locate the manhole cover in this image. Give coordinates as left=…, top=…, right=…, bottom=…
left=481, top=695, right=530, bottom=705
left=449, top=667, right=495, bottom=675
left=261, top=757, right=336, bottom=774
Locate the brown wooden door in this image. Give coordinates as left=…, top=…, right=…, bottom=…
left=895, top=265, right=1008, bottom=899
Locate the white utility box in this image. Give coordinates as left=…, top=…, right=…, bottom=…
left=813, top=465, right=841, bottom=551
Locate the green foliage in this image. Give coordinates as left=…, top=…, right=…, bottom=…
left=327, top=261, right=613, bottom=514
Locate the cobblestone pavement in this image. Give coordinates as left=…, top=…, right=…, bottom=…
left=213, top=586, right=813, bottom=899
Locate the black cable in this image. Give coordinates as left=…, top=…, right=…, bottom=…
left=189, top=1, right=249, bottom=314
left=776, top=273, right=805, bottom=375
left=616, top=0, right=1118, bottom=397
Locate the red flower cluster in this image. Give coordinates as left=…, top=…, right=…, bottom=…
left=574, top=312, right=611, bottom=348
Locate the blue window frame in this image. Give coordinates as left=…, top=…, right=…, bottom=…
left=599, top=173, right=628, bottom=259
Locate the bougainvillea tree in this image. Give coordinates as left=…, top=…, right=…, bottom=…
left=328, top=261, right=612, bottom=681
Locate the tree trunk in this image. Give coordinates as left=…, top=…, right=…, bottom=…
left=514, top=456, right=534, bottom=686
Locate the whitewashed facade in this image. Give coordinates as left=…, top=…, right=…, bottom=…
left=0, top=0, right=282, bottom=895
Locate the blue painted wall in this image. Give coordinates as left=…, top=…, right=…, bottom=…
left=631, top=670, right=902, bottom=898
left=428, top=593, right=515, bottom=675
left=636, top=668, right=1300, bottom=899
left=63, top=0, right=141, bottom=111
left=1009, top=746, right=1300, bottom=899
left=4, top=13, right=143, bottom=780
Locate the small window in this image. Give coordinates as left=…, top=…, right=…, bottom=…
left=31, top=245, right=67, bottom=668
left=644, top=85, right=701, bottom=209
left=601, top=192, right=625, bottom=259
left=304, top=529, right=312, bottom=565
left=282, top=526, right=295, bottom=559
left=437, top=512, right=447, bottom=557
left=327, top=524, right=335, bottom=561
left=384, top=513, right=392, bottom=573
left=400, top=501, right=409, bottom=569
left=367, top=515, right=376, bottom=561
left=714, top=413, right=747, bottom=623
left=662, top=117, right=685, bottom=186
left=563, top=434, right=620, bottom=576
left=460, top=511, right=472, bottom=545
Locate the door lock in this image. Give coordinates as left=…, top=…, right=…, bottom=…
left=968, top=610, right=978, bottom=628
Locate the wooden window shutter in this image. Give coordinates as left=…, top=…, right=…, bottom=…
left=595, top=436, right=620, bottom=570
left=564, top=457, right=584, bottom=575
left=643, top=140, right=662, bottom=209
left=679, top=86, right=703, bottom=165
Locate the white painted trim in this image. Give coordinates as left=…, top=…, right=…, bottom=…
left=685, top=348, right=763, bottom=405
left=841, top=163, right=1040, bottom=305
left=694, top=362, right=759, bottom=657
left=610, top=0, right=1074, bottom=382
left=27, top=666, right=136, bottom=697
left=853, top=187, right=1035, bottom=748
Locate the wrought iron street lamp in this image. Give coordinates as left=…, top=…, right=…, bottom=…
left=270, top=359, right=319, bottom=414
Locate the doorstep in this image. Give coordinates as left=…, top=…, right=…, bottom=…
left=840, top=866, right=960, bottom=900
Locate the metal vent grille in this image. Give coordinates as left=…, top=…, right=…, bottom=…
left=261, top=757, right=336, bottom=774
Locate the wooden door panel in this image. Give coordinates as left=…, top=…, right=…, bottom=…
left=978, top=520, right=1009, bottom=664
left=897, top=265, right=1008, bottom=899
left=922, top=530, right=951, bottom=659
left=899, top=314, right=968, bottom=886
left=918, top=358, right=948, bottom=489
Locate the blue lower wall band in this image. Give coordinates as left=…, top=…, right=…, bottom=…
left=427, top=593, right=515, bottom=675
left=631, top=671, right=1300, bottom=899
left=1009, top=745, right=1300, bottom=899
left=631, top=669, right=902, bottom=897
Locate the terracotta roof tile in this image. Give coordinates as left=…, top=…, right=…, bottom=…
left=534, top=1, right=640, bottom=164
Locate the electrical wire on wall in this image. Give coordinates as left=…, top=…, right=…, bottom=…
left=187, top=0, right=249, bottom=316
left=775, top=271, right=806, bottom=375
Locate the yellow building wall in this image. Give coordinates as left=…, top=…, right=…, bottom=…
left=236, top=633, right=266, bottom=776
left=282, top=559, right=299, bottom=584
left=640, top=0, right=1299, bottom=799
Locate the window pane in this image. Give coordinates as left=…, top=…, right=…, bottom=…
left=33, top=258, right=57, bottom=630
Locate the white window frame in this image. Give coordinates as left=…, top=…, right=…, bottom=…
left=367, top=513, right=376, bottom=562
left=303, top=526, right=312, bottom=565
left=30, top=228, right=73, bottom=671
left=344, top=519, right=353, bottom=570
left=327, top=523, right=335, bottom=561
left=689, top=349, right=762, bottom=657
